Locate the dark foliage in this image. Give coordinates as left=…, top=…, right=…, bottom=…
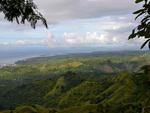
left=129, top=0, right=150, bottom=49
left=0, top=0, right=48, bottom=28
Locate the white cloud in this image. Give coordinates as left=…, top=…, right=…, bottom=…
left=63, top=32, right=108, bottom=45
left=0, top=15, right=143, bottom=49
left=0, top=0, right=143, bottom=51
left=15, top=39, right=43, bottom=46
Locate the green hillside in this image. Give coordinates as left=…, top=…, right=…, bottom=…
left=1, top=51, right=150, bottom=113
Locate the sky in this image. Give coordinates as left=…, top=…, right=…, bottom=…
left=0, top=0, right=146, bottom=50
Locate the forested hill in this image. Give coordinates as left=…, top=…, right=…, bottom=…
left=0, top=51, right=150, bottom=113
left=1, top=70, right=150, bottom=113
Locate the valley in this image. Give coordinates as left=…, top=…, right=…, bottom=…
left=0, top=51, right=150, bottom=113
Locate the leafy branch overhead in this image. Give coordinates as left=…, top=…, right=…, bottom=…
left=129, top=0, right=150, bottom=49
left=0, top=0, right=48, bottom=28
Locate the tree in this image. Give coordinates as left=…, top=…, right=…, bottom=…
left=0, top=0, right=48, bottom=28
left=129, top=0, right=150, bottom=49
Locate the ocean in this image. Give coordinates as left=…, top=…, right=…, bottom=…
left=0, top=46, right=107, bottom=65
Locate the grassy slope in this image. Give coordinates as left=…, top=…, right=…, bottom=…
left=1, top=51, right=150, bottom=112
left=1, top=72, right=150, bottom=110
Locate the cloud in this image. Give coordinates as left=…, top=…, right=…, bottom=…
left=63, top=32, right=108, bottom=45
left=0, top=0, right=138, bottom=26
left=34, top=0, right=137, bottom=24
left=0, top=0, right=140, bottom=31
left=0, top=0, right=144, bottom=50
left=0, top=0, right=138, bottom=29
left=0, top=32, right=57, bottom=46
left=61, top=31, right=142, bottom=47
left=0, top=15, right=144, bottom=49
